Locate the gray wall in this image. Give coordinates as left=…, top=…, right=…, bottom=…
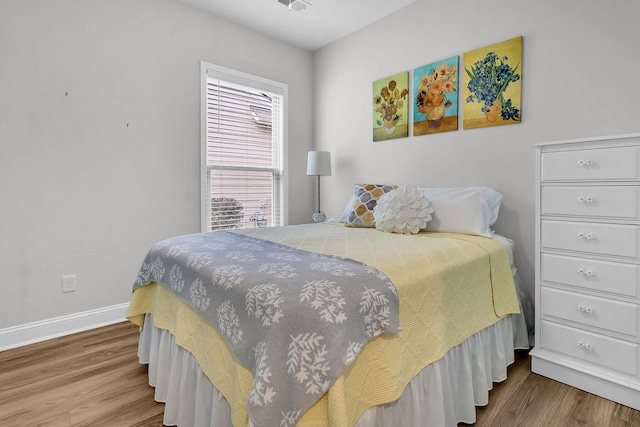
left=313, top=0, right=640, bottom=300
left=0, top=0, right=314, bottom=329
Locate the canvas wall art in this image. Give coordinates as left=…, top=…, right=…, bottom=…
left=463, top=36, right=522, bottom=129
left=413, top=56, right=459, bottom=136
left=373, top=72, right=409, bottom=141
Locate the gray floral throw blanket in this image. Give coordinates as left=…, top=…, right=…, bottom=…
left=133, top=230, right=401, bottom=427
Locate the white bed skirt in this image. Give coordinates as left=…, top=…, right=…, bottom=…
left=138, top=280, right=530, bottom=427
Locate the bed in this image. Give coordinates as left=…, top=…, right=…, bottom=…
left=127, top=185, right=532, bottom=426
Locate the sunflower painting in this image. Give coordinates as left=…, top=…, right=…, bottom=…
left=373, top=72, right=409, bottom=141
left=413, top=56, right=459, bottom=136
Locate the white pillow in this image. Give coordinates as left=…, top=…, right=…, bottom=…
left=331, top=194, right=358, bottom=223
left=418, top=186, right=502, bottom=238
left=373, top=185, right=435, bottom=235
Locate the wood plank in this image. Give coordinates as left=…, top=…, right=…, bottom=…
left=0, top=322, right=163, bottom=427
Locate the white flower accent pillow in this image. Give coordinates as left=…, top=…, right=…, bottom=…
left=373, top=185, right=435, bottom=235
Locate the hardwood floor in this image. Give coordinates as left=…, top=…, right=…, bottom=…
left=1, top=322, right=638, bottom=427
left=0, top=322, right=164, bottom=427
left=466, top=351, right=640, bottom=427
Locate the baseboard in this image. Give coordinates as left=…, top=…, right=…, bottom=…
left=0, top=303, right=130, bottom=352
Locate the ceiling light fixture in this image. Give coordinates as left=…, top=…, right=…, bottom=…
left=277, top=0, right=311, bottom=12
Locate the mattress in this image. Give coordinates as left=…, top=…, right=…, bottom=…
left=128, top=224, right=527, bottom=426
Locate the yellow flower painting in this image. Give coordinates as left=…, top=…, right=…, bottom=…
left=373, top=72, right=409, bottom=141
left=414, top=56, right=459, bottom=136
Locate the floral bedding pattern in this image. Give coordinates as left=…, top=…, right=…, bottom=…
left=133, top=230, right=401, bottom=427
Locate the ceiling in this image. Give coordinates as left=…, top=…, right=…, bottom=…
left=177, top=0, right=417, bottom=51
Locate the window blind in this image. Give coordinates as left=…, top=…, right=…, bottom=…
left=204, top=70, right=285, bottom=231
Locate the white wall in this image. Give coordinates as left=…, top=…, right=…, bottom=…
left=0, top=0, right=314, bottom=331
left=313, top=0, right=640, bottom=300
left=3, top=0, right=639, bottom=339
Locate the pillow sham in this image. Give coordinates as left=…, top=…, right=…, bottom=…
left=345, top=184, right=397, bottom=228
left=419, top=186, right=502, bottom=238
left=373, top=185, right=435, bottom=234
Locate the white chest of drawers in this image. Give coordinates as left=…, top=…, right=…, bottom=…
left=531, top=133, right=640, bottom=411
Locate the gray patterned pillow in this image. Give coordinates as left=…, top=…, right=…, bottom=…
left=345, top=184, right=397, bottom=228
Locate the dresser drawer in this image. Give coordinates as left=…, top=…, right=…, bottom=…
left=541, top=220, right=640, bottom=258
left=541, top=321, right=638, bottom=376
left=541, top=253, right=640, bottom=297
left=541, top=146, right=640, bottom=182
left=541, top=287, right=639, bottom=337
left=541, top=186, right=640, bottom=219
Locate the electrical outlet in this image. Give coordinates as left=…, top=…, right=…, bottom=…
left=62, top=275, right=76, bottom=293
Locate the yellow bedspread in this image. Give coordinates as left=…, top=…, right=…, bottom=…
left=127, top=223, right=519, bottom=426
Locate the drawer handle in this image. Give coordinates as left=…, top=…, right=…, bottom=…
left=577, top=232, right=594, bottom=240
left=577, top=268, right=594, bottom=276
left=577, top=196, right=594, bottom=203
left=577, top=159, right=594, bottom=166
left=577, top=340, right=594, bottom=350
left=577, top=305, right=594, bottom=313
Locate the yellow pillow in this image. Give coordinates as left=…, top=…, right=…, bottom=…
left=345, top=184, right=397, bottom=228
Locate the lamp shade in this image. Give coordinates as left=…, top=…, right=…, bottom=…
left=306, top=151, right=331, bottom=176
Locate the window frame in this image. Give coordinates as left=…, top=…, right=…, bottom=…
left=200, top=62, right=288, bottom=232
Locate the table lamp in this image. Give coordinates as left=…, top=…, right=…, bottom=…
left=306, top=151, right=331, bottom=223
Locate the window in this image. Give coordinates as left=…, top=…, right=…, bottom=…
left=201, top=63, right=287, bottom=231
